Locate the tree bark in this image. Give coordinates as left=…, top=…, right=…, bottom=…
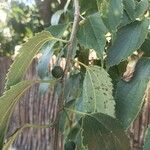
left=35, top=0, right=52, bottom=27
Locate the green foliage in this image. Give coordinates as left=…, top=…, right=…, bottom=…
left=116, top=58, right=150, bottom=129
left=80, top=113, right=131, bottom=150
left=108, top=18, right=149, bottom=66
left=0, top=0, right=150, bottom=149
left=144, top=125, right=150, bottom=150
left=97, top=0, right=123, bottom=31
left=77, top=13, right=107, bottom=57
left=0, top=1, right=43, bottom=56
left=66, top=113, right=131, bottom=150
left=5, top=31, right=58, bottom=89
left=64, top=141, right=76, bottom=150
left=83, top=66, right=115, bottom=117
left=37, top=24, right=68, bottom=79
left=141, top=32, right=150, bottom=57
left=123, top=0, right=136, bottom=20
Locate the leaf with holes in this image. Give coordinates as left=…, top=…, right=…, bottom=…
left=77, top=13, right=107, bottom=57
left=115, top=58, right=150, bottom=129
left=97, top=0, right=123, bottom=31
left=80, top=113, right=131, bottom=150
left=108, top=18, right=149, bottom=66
left=83, top=66, right=115, bottom=117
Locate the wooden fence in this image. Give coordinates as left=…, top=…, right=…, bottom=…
left=0, top=56, right=150, bottom=150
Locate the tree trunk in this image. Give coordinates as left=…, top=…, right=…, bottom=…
left=35, top=0, right=67, bottom=27
left=35, top=0, right=52, bottom=27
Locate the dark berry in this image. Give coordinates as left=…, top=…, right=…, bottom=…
left=52, top=66, right=64, bottom=78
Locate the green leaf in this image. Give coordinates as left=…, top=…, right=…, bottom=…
left=97, top=0, right=123, bottom=31
left=3, top=128, right=22, bottom=150
left=141, top=32, right=150, bottom=57
left=0, top=80, right=36, bottom=149
left=135, top=0, right=149, bottom=18
left=115, top=58, right=150, bottom=129
left=5, top=31, right=55, bottom=89
left=64, top=73, right=82, bottom=102
left=80, top=113, right=131, bottom=150
left=3, top=123, right=51, bottom=150
left=80, top=0, right=98, bottom=15
left=123, top=0, right=136, bottom=20
left=51, top=10, right=64, bottom=25
left=144, top=125, right=150, bottom=150
left=46, top=24, right=68, bottom=38
left=77, top=13, right=107, bottom=57
left=108, top=18, right=149, bottom=66
left=83, top=66, right=115, bottom=117
left=37, top=42, right=55, bottom=79
left=37, top=24, right=68, bottom=79
left=119, top=10, right=133, bottom=27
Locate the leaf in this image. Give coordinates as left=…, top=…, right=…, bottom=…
left=97, top=0, right=123, bottom=31
left=80, top=113, right=131, bottom=150
left=3, top=122, right=51, bottom=150
left=37, top=42, right=55, bottom=79
left=37, top=24, right=68, bottom=80
left=119, top=10, right=133, bottom=27
left=77, top=13, right=107, bottom=57
left=108, top=18, right=149, bottom=66
left=141, top=32, right=150, bottom=57
left=123, top=0, right=136, bottom=20
left=66, top=124, right=82, bottom=150
left=64, top=73, right=82, bottom=102
left=51, top=10, right=64, bottom=25
left=3, top=128, right=22, bottom=150
left=5, top=31, right=55, bottom=89
left=115, top=58, right=150, bottom=129
left=0, top=80, right=36, bottom=149
left=135, top=0, right=149, bottom=18
left=144, top=125, right=150, bottom=150
left=46, top=23, right=68, bottom=37
left=80, top=0, right=98, bottom=15
left=83, top=66, right=115, bottom=117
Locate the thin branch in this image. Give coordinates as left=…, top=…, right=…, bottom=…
left=63, top=0, right=80, bottom=80
left=53, top=0, right=80, bottom=149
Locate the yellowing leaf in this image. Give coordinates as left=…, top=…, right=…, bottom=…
left=0, top=80, right=36, bottom=149
left=5, top=31, right=56, bottom=89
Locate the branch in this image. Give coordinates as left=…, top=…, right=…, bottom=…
left=63, top=0, right=80, bottom=80
left=53, top=0, right=80, bottom=149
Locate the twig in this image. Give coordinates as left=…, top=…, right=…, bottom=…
left=53, top=0, right=80, bottom=150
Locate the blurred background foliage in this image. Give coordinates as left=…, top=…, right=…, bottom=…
left=0, top=0, right=67, bottom=56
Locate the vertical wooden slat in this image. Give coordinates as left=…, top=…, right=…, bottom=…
left=1, top=56, right=150, bottom=150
